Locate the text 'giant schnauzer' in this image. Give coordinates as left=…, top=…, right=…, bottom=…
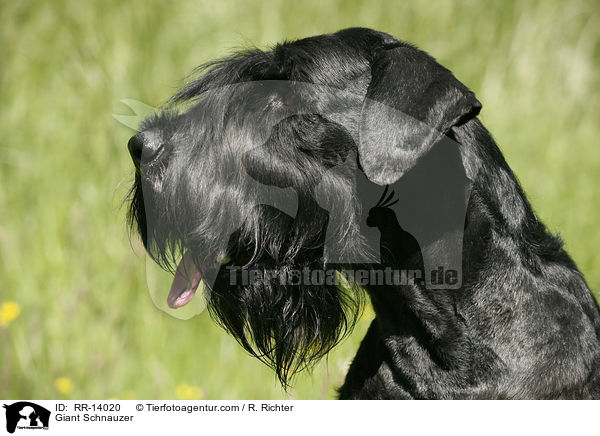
left=127, top=28, right=600, bottom=399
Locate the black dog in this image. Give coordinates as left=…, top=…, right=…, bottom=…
left=127, top=28, right=600, bottom=399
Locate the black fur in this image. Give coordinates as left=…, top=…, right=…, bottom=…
left=127, top=28, right=600, bottom=398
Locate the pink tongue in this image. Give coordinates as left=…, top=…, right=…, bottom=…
left=167, top=251, right=203, bottom=309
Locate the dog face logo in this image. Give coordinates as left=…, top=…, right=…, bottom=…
left=2, top=402, right=50, bottom=434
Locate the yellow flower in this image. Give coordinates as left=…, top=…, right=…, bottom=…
left=175, top=384, right=204, bottom=400
left=55, top=377, right=73, bottom=395
left=0, top=301, right=20, bottom=327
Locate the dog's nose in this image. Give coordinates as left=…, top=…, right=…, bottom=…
left=128, top=130, right=162, bottom=167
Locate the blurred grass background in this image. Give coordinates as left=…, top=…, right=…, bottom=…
left=0, top=0, right=598, bottom=399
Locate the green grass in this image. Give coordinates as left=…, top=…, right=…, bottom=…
left=1, top=0, right=598, bottom=399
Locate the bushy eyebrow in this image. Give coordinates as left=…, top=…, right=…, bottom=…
left=169, top=50, right=273, bottom=104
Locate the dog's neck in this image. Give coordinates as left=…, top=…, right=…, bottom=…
left=363, top=118, right=573, bottom=364
left=453, top=119, right=539, bottom=238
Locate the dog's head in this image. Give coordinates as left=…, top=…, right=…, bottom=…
left=127, top=28, right=481, bottom=384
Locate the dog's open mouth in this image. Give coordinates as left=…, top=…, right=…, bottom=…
left=167, top=251, right=203, bottom=309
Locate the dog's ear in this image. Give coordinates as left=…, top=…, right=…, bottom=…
left=358, top=44, right=481, bottom=185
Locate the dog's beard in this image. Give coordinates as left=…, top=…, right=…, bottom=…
left=209, top=264, right=362, bottom=386
left=207, top=202, right=364, bottom=386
